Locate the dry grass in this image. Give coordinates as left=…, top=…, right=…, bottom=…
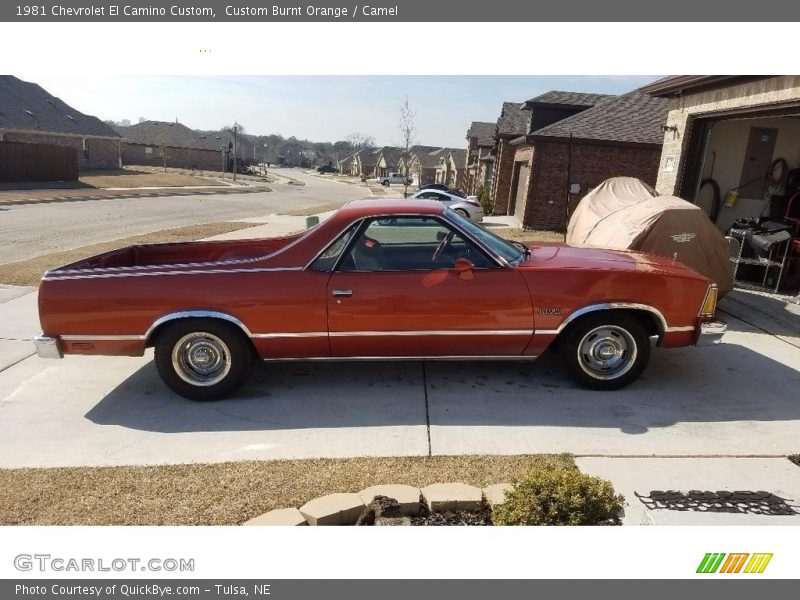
left=495, top=228, right=565, bottom=243
left=281, top=202, right=349, bottom=216
left=78, top=169, right=223, bottom=189
left=0, top=454, right=574, bottom=525
left=0, top=221, right=258, bottom=286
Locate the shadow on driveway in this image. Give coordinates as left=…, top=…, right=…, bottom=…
left=85, top=317, right=800, bottom=435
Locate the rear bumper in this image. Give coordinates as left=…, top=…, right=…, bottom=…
left=696, top=320, right=727, bottom=346
left=33, top=334, right=63, bottom=359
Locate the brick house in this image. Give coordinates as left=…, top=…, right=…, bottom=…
left=490, top=92, right=612, bottom=215
left=117, top=121, right=230, bottom=171
left=0, top=75, right=122, bottom=173
left=374, top=146, right=403, bottom=178
left=640, top=76, right=800, bottom=233
left=465, top=121, right=495, bottom=195
left=400, top=145, right=448, bottom=186
left=511, top=91, right=669, bottom=230
left=435, top=149, right=467, bottom=190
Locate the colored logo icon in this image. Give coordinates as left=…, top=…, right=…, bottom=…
left=697, top=553, right=772, bottom=574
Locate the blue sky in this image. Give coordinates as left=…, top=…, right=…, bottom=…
left=23, top=75, right=661, bottom=147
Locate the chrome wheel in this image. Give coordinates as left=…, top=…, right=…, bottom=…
left=577, top=325, right=637, bottom=380
left=171, top=332, right=232, bottom=387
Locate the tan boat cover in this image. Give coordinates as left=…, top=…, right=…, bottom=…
left=567, top=177, right=733, bottom=295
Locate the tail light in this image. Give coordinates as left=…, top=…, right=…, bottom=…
left=699, top=284, right=718, bottom=317
left=465, top=199, right=481, bottom=208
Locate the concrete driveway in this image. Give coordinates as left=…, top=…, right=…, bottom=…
left=0, top=168, right=361, bottom=264
left=1, top=287, right=799, bottom=467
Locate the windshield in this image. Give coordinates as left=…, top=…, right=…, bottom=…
left=445, top=208, right=526, bottom=265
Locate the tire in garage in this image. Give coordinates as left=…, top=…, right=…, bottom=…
left=154, top=318, right=254, bottom=401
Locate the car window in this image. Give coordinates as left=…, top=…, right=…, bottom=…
left=338, top=216, right=494, bottom=272
left=309, top=222, right=361, bottom=272
left=416, top=192, right=437, bottom=200
left=446, top=209, right=524, bottom=265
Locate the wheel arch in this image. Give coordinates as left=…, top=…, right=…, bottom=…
left=557, top=303, right=666, bottom=339
left=144, top=310, right=254, bottom=347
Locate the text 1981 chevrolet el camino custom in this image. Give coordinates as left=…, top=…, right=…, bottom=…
left=35, top=199, right=726, bottom=400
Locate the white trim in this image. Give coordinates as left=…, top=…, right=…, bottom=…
left=327, top=329, right=532, bottom=337
left=43, top=266, right=302, bottom=281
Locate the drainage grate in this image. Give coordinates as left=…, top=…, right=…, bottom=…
left=635, top=490, right=800, bottom=515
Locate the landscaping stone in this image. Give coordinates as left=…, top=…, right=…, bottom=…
left=299, top=493, right=366, bottom=526
left=358, top=484, right=422, bottom=516
left=483, top=483, right=513, bottom=507
left=243, top=508, right=307, bottom=526
left=355, top=496, right=411, bottom=526
left=421, top=483, right=483, bottom=512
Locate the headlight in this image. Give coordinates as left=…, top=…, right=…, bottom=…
left=699, top=284, right=718, bottom=317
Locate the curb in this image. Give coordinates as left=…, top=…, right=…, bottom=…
left=243, top=482, right=513, bottom=526
left=0, top=186, right=271, bottom=207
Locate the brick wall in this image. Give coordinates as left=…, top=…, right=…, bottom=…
left=654, top=76, right=800, bottom=195
left=490, top=138, right=516, bottom=214
left=2, top=131, right=120, bottom=170
left=524, top=140, right=662, bottom=231
left=122, top=143, right=222, bottom=171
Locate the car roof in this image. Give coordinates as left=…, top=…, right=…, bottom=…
left=338, top=199, right=446, bottom=219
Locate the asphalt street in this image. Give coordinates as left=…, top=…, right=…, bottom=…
left=0, top=168, right=361, bottom=264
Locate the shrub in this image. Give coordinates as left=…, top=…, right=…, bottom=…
left=492, top=465, right=624, bottom=526
left=476, top=185, right=493, bottom=215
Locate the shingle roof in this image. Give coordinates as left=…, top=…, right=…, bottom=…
left=449, top=148, right=467, bottom=166
left=0, top=75, right=121, bottom=138
left=419, top=147, right=453, bottom=168
left=530, top=91, right=669, bottom=145
left=358, top=147, right=380, bottom=167
left=526, top=90, right=615, bottom=107
left=496, top=102, right=528, bottom=137
left=467, top=121, right=496, bottom=140
left=116, top=121, right=226, bottom=151
left=375, top=146, right=403, bottom=166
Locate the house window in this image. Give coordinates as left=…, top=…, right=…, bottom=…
left=145, top=147, right=153, bottom=154
left=82, top=138, right=89, bottom=159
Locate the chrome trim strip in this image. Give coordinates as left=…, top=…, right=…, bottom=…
left=327, top=329, right=533, bottom=337
left=251, top=332, right=328, bottom=339
left=60, top=334, right=146, bottom=341
left=44, top=266, right=302, bottom=281
left=554, top=302, right=669, bottom=334
left=263, top=355, right=539, bottom=362
left=533, top=329, right=559, bottom=335
left=144, top=311, right=253, bottom=342
left=665, top=326, right=696, bottom=333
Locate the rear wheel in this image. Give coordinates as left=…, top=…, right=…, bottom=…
left=559, top=313, right=650, bottom=390
left=154, top=319, right=254, bottom=401
left=454, top=208, right=469, bottom=219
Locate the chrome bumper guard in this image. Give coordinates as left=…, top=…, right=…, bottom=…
left=34, top=334, right=63, bottom=359
left=696, top=320, right=727, bottom=346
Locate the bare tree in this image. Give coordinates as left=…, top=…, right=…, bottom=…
left=345, top=132, right=376, bottom=151
left=397, top=96, right=417, bottom=197
left=155, top=134, right=168, bottom=173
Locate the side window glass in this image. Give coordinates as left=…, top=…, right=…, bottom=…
left=338, top=217, right=494, bottom=272
left=309, top=223, right=360, bottom=272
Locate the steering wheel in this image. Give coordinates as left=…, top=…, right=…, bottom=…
left=431, top=231, right=455, bottom=263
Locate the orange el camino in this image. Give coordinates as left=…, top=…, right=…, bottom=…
left=34, top=199, right=726, bottom=400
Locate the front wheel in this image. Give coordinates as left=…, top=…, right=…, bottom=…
left=559, top=313, right=650, bottom=390
left=155, top=319, right=254, bottom=401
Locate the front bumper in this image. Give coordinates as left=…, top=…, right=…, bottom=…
left=33, top=334, right=63, bottom=359
left=696, top=320, right=727, bottom=346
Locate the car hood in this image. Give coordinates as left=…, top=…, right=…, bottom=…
left=517, top=242, right=708, bottom=281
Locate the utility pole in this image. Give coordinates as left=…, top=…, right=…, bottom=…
left=232, top=126, right=238, bottom=182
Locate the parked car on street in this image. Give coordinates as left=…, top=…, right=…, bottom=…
left=409, top=189, right=483, bottom=223
left=35, top=199, right=726, bottom=401
left=378, top=172, right=412, bottom=186
left=317, top=164, right=339, bottom=174
left=419, top=183, right=465, bottom=197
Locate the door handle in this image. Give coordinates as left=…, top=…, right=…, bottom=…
left=332, top=289, right=353, bottom=297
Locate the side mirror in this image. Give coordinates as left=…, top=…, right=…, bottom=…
left=454, top=257, right=475, bottom=281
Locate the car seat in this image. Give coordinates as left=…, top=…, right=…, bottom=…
left=350, top=236, right=385, bottom=271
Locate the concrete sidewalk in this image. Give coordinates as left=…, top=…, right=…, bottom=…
left=578, top=457, right=800, bottom=525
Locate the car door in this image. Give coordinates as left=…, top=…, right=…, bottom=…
left=325, top=215, right=533, bottom=357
